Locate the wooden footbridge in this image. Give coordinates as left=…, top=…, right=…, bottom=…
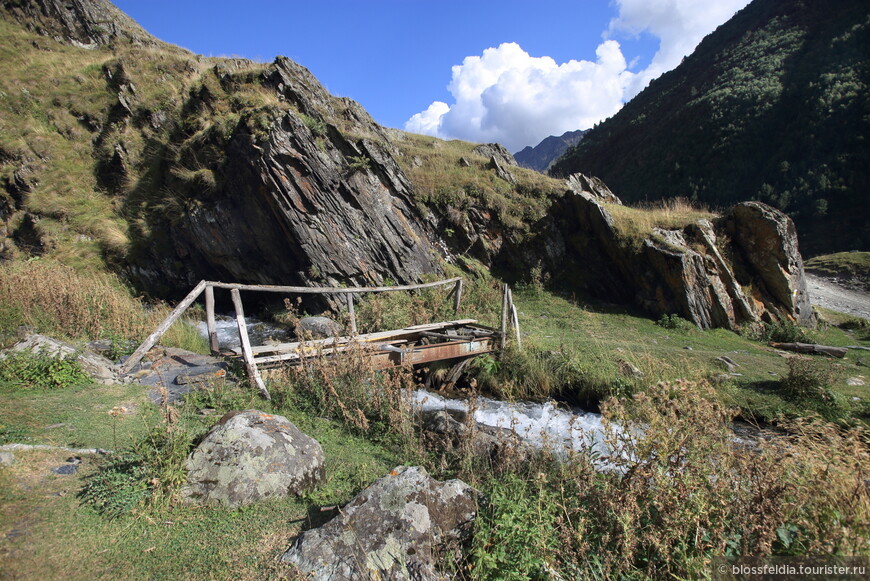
left=119, top=277, right=521, bottom=400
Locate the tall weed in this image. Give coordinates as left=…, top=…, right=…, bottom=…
left=466, top=380, right=869, bottom=579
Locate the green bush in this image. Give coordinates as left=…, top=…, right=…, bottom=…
left=839, top=316, right=870, bottom=341
left=778, top=357, right=850, bottom=421
left=762, top=319, right=812, bottom=343
left=469, top=473, right=560, bottom=580
left=655, top=313, right=696, bottom=331
left=78, top=452, right=152, bottom=518
left=0, top=351, right=91, bottom=389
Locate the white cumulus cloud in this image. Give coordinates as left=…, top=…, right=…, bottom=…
left=405, top=41, right=633, bottom=152
left=405, top=0, right=751, bottom=152
left=609, top=0, right=752, bottom=98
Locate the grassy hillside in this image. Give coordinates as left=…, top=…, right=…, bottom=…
left=551, top=0, right=869, bottom=257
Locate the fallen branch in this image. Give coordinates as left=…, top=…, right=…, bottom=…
left=0, top=443, right=110, bottom=454
left=770, top=342, right=847, bottom=358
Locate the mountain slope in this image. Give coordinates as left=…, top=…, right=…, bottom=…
left=514, top=129, right=586, bottom=172
left=0, top=0, right=568, bottom=297
left=551, top=0, right=869, bottom=257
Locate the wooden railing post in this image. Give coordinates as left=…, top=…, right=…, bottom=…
left=346, top=293, right=357, bottom=336
left=453, top=279, right=463, bottom=316
left=205, top=284, right=219, bottom=354
left=508, top=288, right=522, bottom=350
left=500, top=283, right=509, bottom=353
left=230, top=288, right=270, bottom=400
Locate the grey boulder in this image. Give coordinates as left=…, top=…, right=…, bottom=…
left=184, top=410, right=325, bottom=507
left=297, top=316, right=342, bottom=339
left=281, top=465, right=479, bottom=581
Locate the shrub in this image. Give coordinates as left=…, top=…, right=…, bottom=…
left=468, top=473, right=561, bottom=580
left=465, top=380, right=869, bottom=579
left=80, top=388, right=198, bottom=517
left=839, top=316, right=870, bottom=341
left=780, top=357, right=839, bottom=401
left=0, top=351, right=90, bottom=389
left=78, top=452, right=152, bottom=518
left=656, top=313, right=696, bottom=331
left=762, top=319, right=812, bottom=343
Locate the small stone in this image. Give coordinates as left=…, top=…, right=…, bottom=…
left=51, top=464, right=78, bottom=475
left=683, top=346, right=693, bottom=350
left=174, top=365, right=228, bottom=385
left=846, top=377, right=866, bottom=386
left=0, top=452, right=15, bottom=466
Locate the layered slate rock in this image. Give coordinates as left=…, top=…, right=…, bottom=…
left=128, top=57, right=441, bottom=296
left=553, top=182, right=811, bottom=330
left=3, top=0, right=155, bottom=48
left=281, top=465, right=479, bottom=581
left=724, top=202, right=813, bottom=326
left=184, top=410, right=324, bottom=507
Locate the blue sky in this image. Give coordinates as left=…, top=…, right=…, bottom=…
left=113, top=0, right=750, bottom=152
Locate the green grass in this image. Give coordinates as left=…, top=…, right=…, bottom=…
left=805, top=251, right=870, bottom=284
left=0, top=381, right=151, bottom=449
left=509, top=287, right=870, bottom=423
left=394, top=131, right=565, bottom=234
left=0, top=376, right=404, bottom=580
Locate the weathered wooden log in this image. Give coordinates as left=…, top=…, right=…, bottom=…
left=205, top=284, right=219, bottom=354
left=120, top=280, right=207, bottom=374
left=204, top=277, right=461, bottom=294
left=453, top=279, right=463, bottom=316
left=770, top=342, right=848, bottom=358
left=231, top=288, right=270, bottom=400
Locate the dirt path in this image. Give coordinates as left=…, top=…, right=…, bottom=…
left=805, top=274, right=870, bottom=319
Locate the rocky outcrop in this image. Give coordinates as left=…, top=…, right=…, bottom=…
left=4, top=334, right=120, bottom=384
left=128, top=57, right=441, bottom=296
left=3, top=0, right=156, bottom=48
left=184, top=410, right=325, bottom=507
left=553, top=182, right=812, bottom=330
left=565, top=172, right=622, bottom=204
left=472, top=143, right=517, bottom=168
left=281, top=465, right=478, bottom=581
left=725, top=202, right=813, bottom=326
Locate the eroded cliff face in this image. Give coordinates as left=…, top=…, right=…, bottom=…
left=3, top=0, right=154, bottom=47
left=126, top=57, right=441, bottom=295
left=552, top=182, right=812, bottom=330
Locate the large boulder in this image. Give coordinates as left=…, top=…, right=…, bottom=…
left=281, top=465, right=479, bottom=581
left=184, top=410, right=325, bottom=507
left=553, top=184, right=811, bottom=330
left=724, top=201, right=814, bottom=326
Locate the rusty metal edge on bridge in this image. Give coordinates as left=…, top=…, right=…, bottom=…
left=119, top=277, right=520, bottom=401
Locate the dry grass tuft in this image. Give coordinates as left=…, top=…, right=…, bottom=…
left=606, top=197, right=718, bottom=241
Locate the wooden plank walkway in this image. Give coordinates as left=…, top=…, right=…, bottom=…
left=118, top=277, right=518, bottom=400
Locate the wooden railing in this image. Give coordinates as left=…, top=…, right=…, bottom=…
left=119, top=277, right=464, bottom=399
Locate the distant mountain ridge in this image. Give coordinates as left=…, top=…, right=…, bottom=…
left=514, top=129, right=586, bottom=172
left=551, top=0, right=869, bottom=256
